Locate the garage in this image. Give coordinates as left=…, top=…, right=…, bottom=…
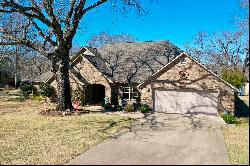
left=138, top=53, right=237, bottom=114
left=154, top=89, right=218, bottom=114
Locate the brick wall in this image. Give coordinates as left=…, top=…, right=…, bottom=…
left=49, top=56, right=112, bottom=102
left=140, top=56, right=236, bottom=113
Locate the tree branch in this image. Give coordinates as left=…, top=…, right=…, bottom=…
left=0, top=0, right=66, bottom=42
left=64, top=0, right=87, bottom=42
left=0, top=0, right=53, bottom=28
left=82, top=0, right=108, bottom=13
left=30, top=19, right=57, bottom=46
left=65, top=0, right=108, bottom=43
left=42, top=0, right=63, bottom=40
left=64, top=0, right=77, bottom=31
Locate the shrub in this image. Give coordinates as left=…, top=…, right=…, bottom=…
left=133, top=103, right=141, bottom=111
left=109, top=105, right=123, bottom=112
left=39, top=83, right=55, bottom=97
left=19, top=81, right=33, bottom=98
left=221, top=114, right=237, bottom=124
left=31, top=95, right=44, bottom=101
left=113, top=105, right=123, bottom=112
left=124, top=104, right=135, bottom=112
left=221, top=69, right=247, bottom=89
left=72, top=89, right=85, bottom=105
left=102, top=103, right=113, bottom=111
left=137, top=104, right=151, bottom=113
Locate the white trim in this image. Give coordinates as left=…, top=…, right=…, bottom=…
left=137, top=52, right=238, bottom=92
left=122, top=86, right=138, bottom=101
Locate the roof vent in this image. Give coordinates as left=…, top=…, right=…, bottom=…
left=181, top=57, right=187, bottom=64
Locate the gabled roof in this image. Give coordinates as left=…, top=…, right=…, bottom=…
left=35, top=71, right=54, bottom=83
left=37, top=41, right=183, bottom=84
left=42, top=46, right=113, bottom=84
left=96, top=40, right=183, bottom=83
left=137, top=52, right=239, bottom=92
left=83, top=47, right=113, bottom=78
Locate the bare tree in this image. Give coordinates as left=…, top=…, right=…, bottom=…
left=86, top=32, right=137, bottom=48
left=0, top=0, right=150, bottom=111
left=237, top=0, right=249, bottom=35
left=185, top=0, right=249, bottom=74
left=0, top=45, right=15, bottom=72
left=185, top=30, right=245, bottom=72
left=237, top=0, right=249, bottom=75
left=18, top=52, right=51, bottom=83
left=209, top=31, right=244, bottom=68
left=0, top=45, right=15, bottom=86
left=0, top=45, right=29, bottom=87
left=184, top=32, right=208, bottom=63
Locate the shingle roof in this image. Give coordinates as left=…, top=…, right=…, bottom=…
left=96, top=40, right=183, bottom=83
left=37, top=41, right=183, bottom=84
left=83, top=47, right=112, bottom=77
left=33, top=71, right=54, bottom=82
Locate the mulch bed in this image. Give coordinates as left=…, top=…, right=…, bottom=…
left=39, top=108, right=90, bottom=116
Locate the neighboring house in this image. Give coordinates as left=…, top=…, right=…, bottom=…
left=241, top=66, right=249, bottom=96
left=240, top=80, right=249, bottom=96
left=243, top=81, right=249, bottom=96
left=37, top=41, right=238, bottom=115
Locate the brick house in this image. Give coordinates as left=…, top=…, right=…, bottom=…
left=38, top=41, right=237, bottom=115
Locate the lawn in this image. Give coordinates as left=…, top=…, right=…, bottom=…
left=0, top=94, right=135, bottom=165
left=223, top=119, right=249, bottom=165
left=222, top=96, right=249, bottom=165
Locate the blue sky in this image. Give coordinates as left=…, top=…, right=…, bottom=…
left=73, top=0, right=241, bottom=49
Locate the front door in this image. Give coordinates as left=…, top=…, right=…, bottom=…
left=86, top=84, right=105, bottom=104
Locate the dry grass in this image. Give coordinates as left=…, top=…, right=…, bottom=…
left=223, top=120, right=249, bottom=165
left=223, top=95, right=249, bottom=165
left=0, top=95, right=135, bottom=165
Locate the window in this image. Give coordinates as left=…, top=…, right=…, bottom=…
left=122, top=86, right=138, bottom=101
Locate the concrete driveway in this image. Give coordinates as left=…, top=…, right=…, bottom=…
left=67, top=113, right=229, bottom=165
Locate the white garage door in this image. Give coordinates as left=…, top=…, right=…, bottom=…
left=154, top=89, right=218, bottom=115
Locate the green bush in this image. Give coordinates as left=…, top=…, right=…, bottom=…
left=137, top=104, right=151, bottom=113
left=124, top=104, right=135, bottom=112
left=133, top=103, right=141, bottom=111
left=31, top=95, right=44, bottom=101
left=39, top=83, right=55, bottom=97
left=221, top=69, right=247, bottom=89
left=19, top=81, right=33, bottom=98
left=221, top=114, right=237, bottom=124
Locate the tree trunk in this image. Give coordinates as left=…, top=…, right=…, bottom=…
left=54, top=50, right=73, bottom=112
left=14, top=45, right=19, bottom=89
